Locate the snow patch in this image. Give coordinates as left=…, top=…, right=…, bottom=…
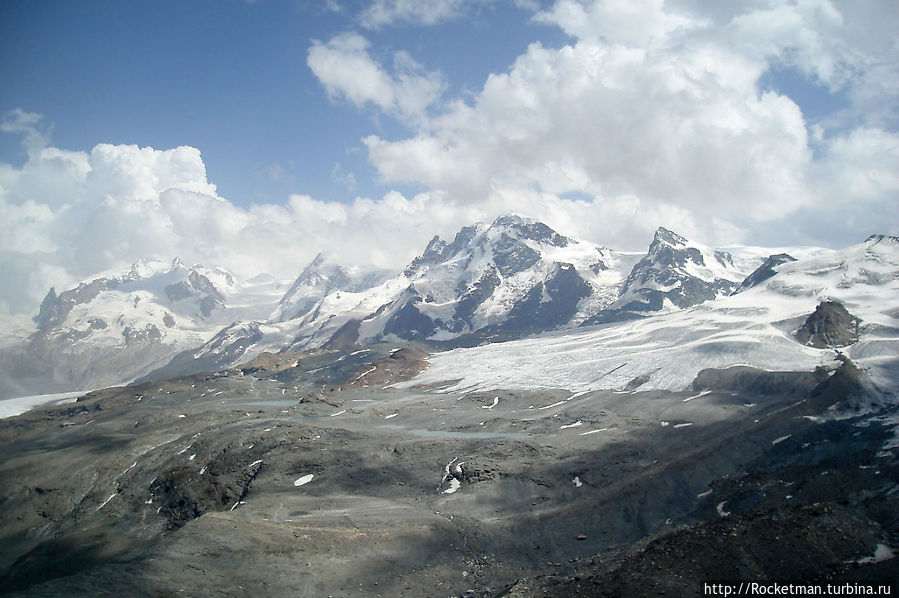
left=443, top=478, right=461, bottom=494
left=580, top=427, right=610, bottom=435
left=294, top=474, right=314, bottom=487
left=857, top=543, right=895, bottom=565
left=97, top=493, right=117, bottom=511
left=682, top=390, right=712, bottom=402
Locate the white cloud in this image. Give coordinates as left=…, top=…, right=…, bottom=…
left=359, top=0, right=496, bottom=28
left=307, top=32, right=444, bottom=123
left=0, top=108, right=52, bottom=155
left=821, top=127, right=899, bottom=197
left=365, top=34, right=812, bottom=221
left=535, top=0, right=700, bottom=47
left=350, top=0, right=898, bottom=249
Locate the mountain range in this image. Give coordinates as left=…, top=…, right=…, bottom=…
left=0, top=215, right=892, bottom=399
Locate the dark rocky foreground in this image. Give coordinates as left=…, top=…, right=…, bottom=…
left=0, top=348, right=897, bottom=597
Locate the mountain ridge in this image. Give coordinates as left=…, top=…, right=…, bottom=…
left=5, top=216, right=888, bottom=398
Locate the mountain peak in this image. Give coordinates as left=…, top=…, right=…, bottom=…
left=865, top=234, right=899, bottom=246
left=610, top=227, right=747, bottom=313
left=491, top=213, right=528, bottom=228
left=420, top=235, right=448, bottom=262
left=291, top=254, right=350, bottom=290
left=652, top=227, right=689, bottom=247
left=487, top=214, right=570, bottom=248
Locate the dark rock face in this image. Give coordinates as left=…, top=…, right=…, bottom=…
left=735, top=253, right=796, bottom=293
left=795, top=301, right=860, bottom=348
left=164, top=282, right=193, bottom=302
left=165, top=276, right=224, bottom=316
left=405, top=226, right=482, bottom=276
left=199, top=295, right=218, bottom=318
left=188, top=271, right=225, bottom=304
left=34, top=279, right=109, bottom=331
left=613, top=227, right=738, bottom=313
left=122, top=324, right=163, bottom=346
left=504, top=264, right=591, bottom=332
left=491, top=233, right=542, bottom=277
left=454, top=267, right=501, bottom=329
left=34, top=288, right=60, bottom=331
left=322, top=319, right=362, bottom=350
left=865, top=234, right=899, bottom=245
left=189, top=271, right=226, bottom=317
left=383, top=293, right=437, bottom=340
left=624, top=374, right=651, bottom=391
left=150, top=457, right=264, bottom=529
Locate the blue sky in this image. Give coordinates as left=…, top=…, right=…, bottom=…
left=1, top=0, right=897, bottom=315
left=0, top=0, right=558, bottom=205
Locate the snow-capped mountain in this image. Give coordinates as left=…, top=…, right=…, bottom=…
left=0, top=259, right=288, bottom=398
left=405, top=234, right=899, bottom=395
left=7, top=215, right=872, bottom=398
left=358, top=214, right=629, bottom=341
left=144, top=215, right=638, bottom=380
left=270, top=253, right=392, bottom=323
left=604, top=227, right=753, bottom=315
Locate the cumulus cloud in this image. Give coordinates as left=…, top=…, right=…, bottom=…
left=307, top=32, right=445, bottom=123
left=348, top=0, right=898, bottom=249
left=364, top=26, right=813, bottom=223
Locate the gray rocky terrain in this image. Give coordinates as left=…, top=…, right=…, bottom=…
left=1, top=341, right=896, bottom=596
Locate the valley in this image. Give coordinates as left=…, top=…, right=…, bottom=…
left=0, top=344, right=896, bottom=596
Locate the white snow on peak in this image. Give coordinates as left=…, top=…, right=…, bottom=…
left=1, top=258, right=291, bottom=398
